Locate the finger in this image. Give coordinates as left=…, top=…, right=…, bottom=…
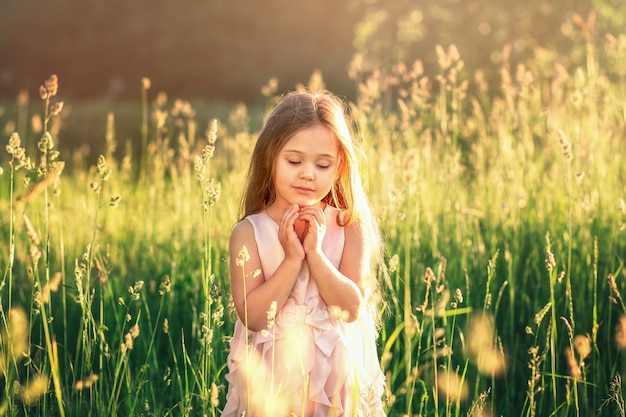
left=281, top=204, right=299, bottom=227
left=298, top=204, right=323, bottom=215
left=299, top=205, right=325, bottom=220
left=299, top=211, right=325, bottom=228
left=283, top=203, right=299, bottom=219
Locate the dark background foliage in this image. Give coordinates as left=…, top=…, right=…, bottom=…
left=1, top=0, right=622, bottom=103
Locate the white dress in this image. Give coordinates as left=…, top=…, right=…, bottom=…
left=222, top=206, right=386, bottom=417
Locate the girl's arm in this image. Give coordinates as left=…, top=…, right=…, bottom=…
left=229, top=212, right=304, bottom=332
left=300, top=207, right=368, bottom=322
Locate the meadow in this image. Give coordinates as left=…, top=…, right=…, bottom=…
left=1, top=27, right=626, bottom=417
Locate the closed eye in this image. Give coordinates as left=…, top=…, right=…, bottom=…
left=288, top=160, right=301, bottom=165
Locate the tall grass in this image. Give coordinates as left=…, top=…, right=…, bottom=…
left=1, top=22, right=626, bottom=417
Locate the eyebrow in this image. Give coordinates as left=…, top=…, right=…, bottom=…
left=282, top=149, right=337, bottom=159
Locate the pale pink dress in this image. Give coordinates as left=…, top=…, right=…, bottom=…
left=222, top=206, right=386, bottom=417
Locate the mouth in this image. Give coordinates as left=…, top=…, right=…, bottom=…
left=294, top=186, right=315, bottom=194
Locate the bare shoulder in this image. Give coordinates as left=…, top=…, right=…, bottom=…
left=229, top=217, right=266, bottom=286
left=229, top=218, right=257, bottom=259
left=230, top=218, right=254, bottom=239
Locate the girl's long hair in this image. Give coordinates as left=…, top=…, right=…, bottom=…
left=239, top=89, right=384, bottom=312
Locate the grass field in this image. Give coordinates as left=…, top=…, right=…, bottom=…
left=1, top=35, right=626, bottom=416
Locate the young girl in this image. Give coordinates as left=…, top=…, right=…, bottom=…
left=222, top=90, right=386, bottom=417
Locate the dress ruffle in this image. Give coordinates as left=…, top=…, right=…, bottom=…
left=222, top=298, right=385, bottom=416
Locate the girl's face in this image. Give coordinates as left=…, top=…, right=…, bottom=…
left=271, top=123, right=340, bottom=210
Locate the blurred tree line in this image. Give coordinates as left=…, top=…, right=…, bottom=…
left=350, top=0, right=622, bottom=85
left=0, top=0, right=359, bottom=101
left=0, top=0, right=623, bottom=102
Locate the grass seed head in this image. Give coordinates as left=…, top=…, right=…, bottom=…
left=466, top=313, right=508, bottom=376
left=129, top=323, right=140, bottom=339
left=608, top=273, right=621, bottom=301
left=121, top=324, right=140, bottom=352
left=454, top=288, right=464, bottom=305
left=30, top=245, right=42, bottom=264
left=261, top=77, right=279, bottom=98
left=545, top=250, right=556, bottom=272
left=43, top=74, right=58, bottom=98
left=210, top=382, right=220, bottom=407
left=388, top=254, right=399, bottom=273
left=266, top=300, right=277, bottom=329
left=468, top=313, right=494, bottom=355
left=204, top=178, right=221, bottom=207
left=6, top=132, right=33, bottom=171
left=424, top=267, right=436, bottom=284
left=159, top=275, right=171, bottom=295
left=17, top=89, right=29, bottom=106
left=50, top=101, right=64, bottom=117
left=236, top=246, right=250, bottom=267
left=565, top=349, right=582, bottom=380
left=37, top=132, right=54, bottom=153
left=23, top=213, right=41, bottom=245
left=5, top=308, right=29, bottom=360
left=121, top=334, right=133, bottom=352
left=194, top=155, right=205, bottom=181
left=39, top=85, right=49, bottom=100
left=574, top=334, right=591, bottom=360
left=20, top=374, right=48, bottom=405
left=97, top=155, right=111, bottom=181
left=615, top=315, right=626, bottom=349
left=74, top=374, right=99, bottom=390
left=206, top=119, right=218, bottom=146
left=437, top=369, right=468, bottom=403
left=534, top=302, right=552, bottom=325
left=476, top=346, right=507, bottom=377
left=40, top=272, right=62, bottom=304
left=109, top=195, right=121, bottom=208
left=402, top=149, right=419, bottom=184
left=212, top=302, right=224, bottom=327
left=557, top=129, right=573, bottom=161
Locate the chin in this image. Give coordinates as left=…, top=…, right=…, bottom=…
left=296, top=200, right=321, bottom=208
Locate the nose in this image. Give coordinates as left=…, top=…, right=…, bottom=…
left=299, top=164, right=314, bottom=180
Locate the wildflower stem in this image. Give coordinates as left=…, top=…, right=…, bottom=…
left=141, top=82, right=149, bottom=163
left=36, top=274, right=66, bottom=417
left=6, top=163, right=16, bottom=316
left=54, top=185, right=69, bottom=365
left=546, top=243, right=558, bottom=409
left=241, top=259, right=251, bottom=415
left=402, top=234, right=413, bottom=415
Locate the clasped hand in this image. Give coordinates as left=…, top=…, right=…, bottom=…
left=278, top=204, right=326, bottom=260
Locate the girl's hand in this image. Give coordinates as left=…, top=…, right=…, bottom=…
left=278, top=204, right=305, bottom=260
left=298, top=205, right=326, bottom=255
